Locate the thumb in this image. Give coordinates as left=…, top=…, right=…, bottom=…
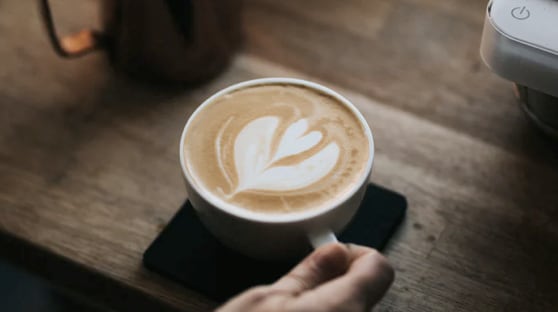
left=271, top=243, right=351, bottom=294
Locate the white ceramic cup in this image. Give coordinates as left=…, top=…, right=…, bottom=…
left=179, top=78, right=374, bottom=260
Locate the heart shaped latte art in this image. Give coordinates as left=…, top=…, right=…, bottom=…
left=222, top=116, right=340, bottom=196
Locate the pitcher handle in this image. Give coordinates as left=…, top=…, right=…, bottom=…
left=39, top=0, right=104, bottom=58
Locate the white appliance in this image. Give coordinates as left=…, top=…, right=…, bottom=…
left=481, top=0, right=558, bottom=138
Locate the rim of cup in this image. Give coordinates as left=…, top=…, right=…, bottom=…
left=179, top=77, right=374, bottom=223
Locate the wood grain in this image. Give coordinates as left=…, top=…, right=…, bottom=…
left=1, top=0, right=557, bottom=311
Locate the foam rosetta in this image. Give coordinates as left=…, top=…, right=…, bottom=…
left=226, top=116, right=340, bottom=195
left=183, top=84, right=370, bottom=214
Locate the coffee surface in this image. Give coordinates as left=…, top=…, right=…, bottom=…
left=183, top=84, right=370, bottom=214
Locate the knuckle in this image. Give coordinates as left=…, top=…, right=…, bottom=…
left=328, top=242, right=348, bottom=254
left=368, top=251, right=395, bottom=283
left=312, top=243, right=346, bottom=264
left=285, top=271, right=312, bottom=292
left=244, top=286, right=273, bottom=303
left=381, top=257, right=394, bottom=274
left=369, top=250, right=390, bottom=268
left=355, top=250, right=395, bottom=287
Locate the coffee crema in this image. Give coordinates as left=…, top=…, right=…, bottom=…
left=183, top=84, right=370, bottom=214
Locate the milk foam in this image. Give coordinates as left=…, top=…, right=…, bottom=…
left=183, top=84, right=370, bottom=214
left=223, top=116, right=340, bottom=195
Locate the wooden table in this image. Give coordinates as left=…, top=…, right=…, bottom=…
left=2, top=0, right=558, bottom=311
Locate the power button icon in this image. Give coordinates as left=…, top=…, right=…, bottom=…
left=511, top=6, right=530, bottom=20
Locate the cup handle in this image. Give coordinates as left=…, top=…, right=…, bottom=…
left=308, top=229, right=338, bottom=249
left=38, top=0, right=104, bottom=58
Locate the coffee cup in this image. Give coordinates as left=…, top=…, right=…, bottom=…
left=179, top=78, right=374, bottom=259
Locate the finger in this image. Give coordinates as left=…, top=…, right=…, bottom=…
left=344, top=243, right=377, bottom=260
left=296, top=249, right=394, bottom=311
left=216, top=286, right=276, bottom=312
left=271, top=243, right=351, bottom=294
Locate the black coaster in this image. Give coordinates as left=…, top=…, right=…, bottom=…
left=143, top=184, right=406, bottom=302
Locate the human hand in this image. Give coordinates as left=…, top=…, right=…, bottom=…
left=217, top=243, right=394, bottom=312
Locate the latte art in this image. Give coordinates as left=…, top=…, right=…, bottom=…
left=183, top=84, right=370, bottom=214
left=221, top=116, right=340, bottom=196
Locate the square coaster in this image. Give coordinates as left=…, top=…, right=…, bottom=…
left=143, top=183, right=406, bottom=302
